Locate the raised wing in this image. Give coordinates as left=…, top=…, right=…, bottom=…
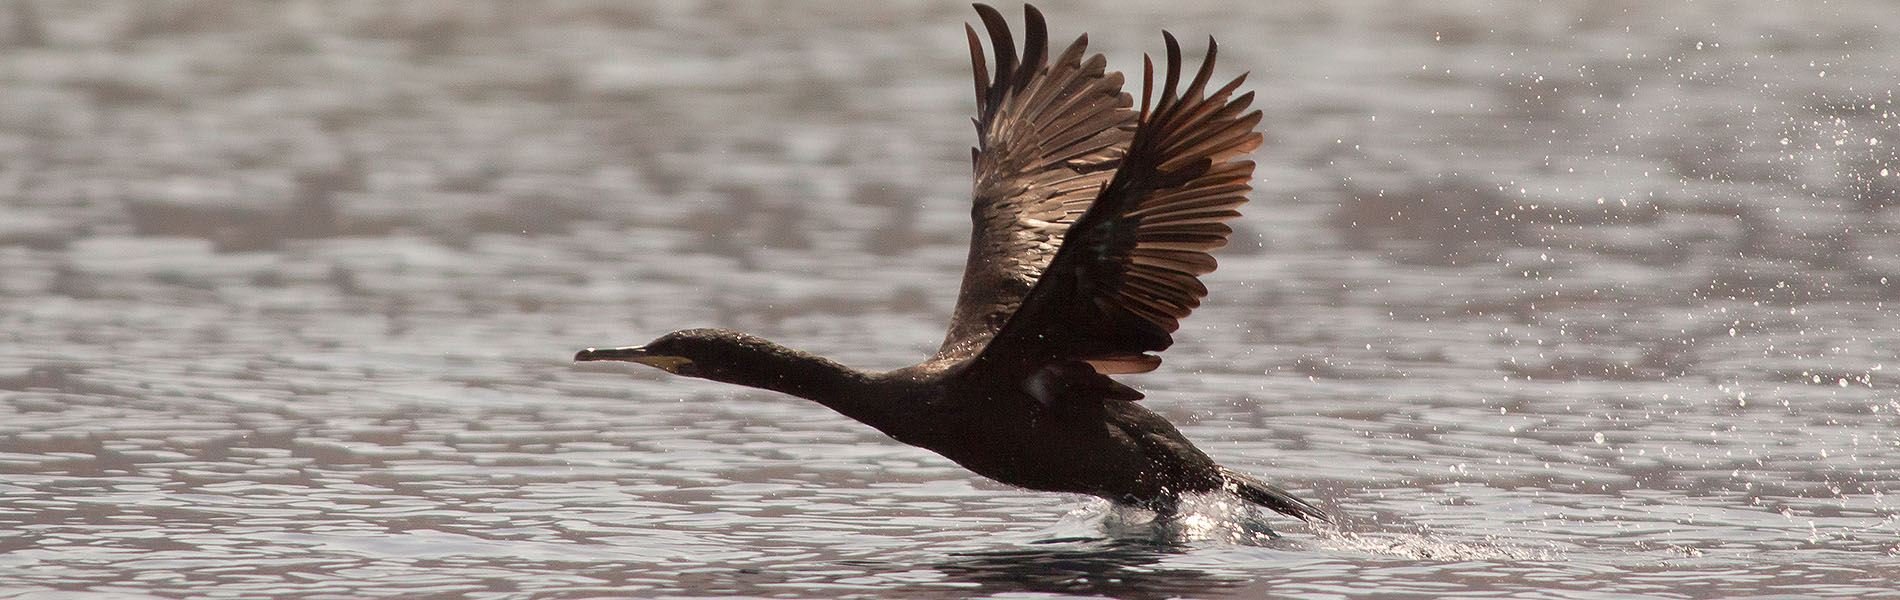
left=970, top=33, right=1262, bottom=376
left=935, top=4, right=1137, bottom=360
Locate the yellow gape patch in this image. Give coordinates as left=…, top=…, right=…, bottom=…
left=631, top=356, right=693, bottom=373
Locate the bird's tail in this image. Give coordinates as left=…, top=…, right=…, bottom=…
left=1219, top=467, right=1330, bottom=523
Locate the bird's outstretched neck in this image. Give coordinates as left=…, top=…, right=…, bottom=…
left=579, top=329, right=894, bottom=428
left=710, top=340, right=869, bottom=402
left=700, top=338, right=908, bottom=432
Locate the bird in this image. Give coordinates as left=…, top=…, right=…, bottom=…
left=576, top=3, right=1327, bottom=523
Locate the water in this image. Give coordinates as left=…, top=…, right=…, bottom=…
left=3, top=1, right=1897, bottom=597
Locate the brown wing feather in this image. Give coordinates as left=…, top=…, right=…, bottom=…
left=936, top=4, right=1137, bottom=360
left=970, top=32, right=1262, bottom=376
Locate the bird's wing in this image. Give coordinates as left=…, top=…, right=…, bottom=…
left=969, top=33, right=1262, bottom=376
left=935, top=4, right=1137, bottom=360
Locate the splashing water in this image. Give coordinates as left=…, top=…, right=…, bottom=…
left=1044, top=492, right=1560, bottom=562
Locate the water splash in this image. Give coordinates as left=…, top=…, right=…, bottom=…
left=1043, top=493, right=1292, bottom=546
left=1310, top=527, right=1564, bottom=561
left=1039, top=493, right=1560, bottom=562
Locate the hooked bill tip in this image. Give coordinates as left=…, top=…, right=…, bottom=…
left=575, top=347, right=628, bottom=362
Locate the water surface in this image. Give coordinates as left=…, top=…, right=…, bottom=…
left=2, top=1, right=1897, bottom=598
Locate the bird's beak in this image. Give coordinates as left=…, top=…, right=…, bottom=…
left=574, top=346, right=693, bottom=373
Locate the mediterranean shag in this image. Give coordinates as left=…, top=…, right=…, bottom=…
left=577, top=4, right=1327, bottom=523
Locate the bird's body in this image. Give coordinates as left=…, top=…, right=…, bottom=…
left=930, top=383, right=1229, bottom=510
left=870, top=361, right=1226, bottom=508
left=577, top=4, right=1327, bottom=523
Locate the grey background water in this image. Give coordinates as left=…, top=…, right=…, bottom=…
left=2, top=1, right=1896, bottom=598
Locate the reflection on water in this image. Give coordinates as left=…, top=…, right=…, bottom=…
left=925, top=543, right=1238, bottom=600
left=3, top=0, right=1899, bottom=598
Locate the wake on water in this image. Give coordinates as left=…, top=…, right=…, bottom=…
left=1036, top=491, right=1560, bottom=561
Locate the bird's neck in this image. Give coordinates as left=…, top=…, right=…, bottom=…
left=707, top=342, right=892, bottom=424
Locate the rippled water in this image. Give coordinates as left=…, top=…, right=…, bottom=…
left=3, top=1, right=1898, bottom=598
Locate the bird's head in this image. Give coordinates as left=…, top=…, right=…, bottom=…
left=574, top=328, right=779, bottom=381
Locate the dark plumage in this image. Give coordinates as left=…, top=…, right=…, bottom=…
left=575, top=4, right=1327, bottom=523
